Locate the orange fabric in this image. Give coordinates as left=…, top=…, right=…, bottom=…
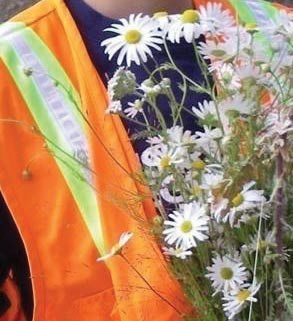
left=0, top=0, right=193, bottom=320
left=0, top=274, right=27, bottom=321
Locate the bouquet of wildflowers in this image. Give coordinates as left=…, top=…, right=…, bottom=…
left=100, top=3, right=293, bottom=320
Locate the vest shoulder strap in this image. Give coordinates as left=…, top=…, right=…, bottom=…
left=0, top=21, right=106, bottom=255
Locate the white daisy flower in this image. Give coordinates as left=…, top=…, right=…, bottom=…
left=198, top=40, right=235, bottom=61
left=235, top=63, right=265, bottom=88
left=160, top=186, right=184, bottom=204
left=212, top=62, right=241, bottom=91
left=166, top=126, right=197, bottom=150
left=192, top=100, right=218, bottom=124
left=224, top=181, right=265, bottom=227
left=267, top=10, right=293, bottom=38
left=160, top=175, right=184, bottom=204
left=199, top=26, right=250, bottom=61
left=219, top=94, right=255, bottom=117
left=101, top=14, right=163, bottom=66
left=153, top=11, right=171, bottom=35
left=146, top=135, right=163, bottom=146
left=123, top=99, right=144, bottom=118
left=141, top=143, right=184, bottom=171
left=162, top=246, right=192, bottom=260
left=241, top=231, right=275, bottom=253
left=106, top=100, right=122, bottom=114
left=201, top=171, right=225, bottom=190
left=222, top=283, right=261, bottom=320
left=206, top=254, right=248, bottom=295
left=264, top=108, right=293, bottom=137
left=209, top=196, right=229, bottom=222
left=163, top=201, right=210, bottom=249
left=167, top=9, right=202, bottom=43
left=198, top=2, right=235, bottom=36
left=195, top=126, right=222, bottom=156
left=97, top=232, right=133, bottom=261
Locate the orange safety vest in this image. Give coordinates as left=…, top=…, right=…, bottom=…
left=0, top=1, right=291, bottom=320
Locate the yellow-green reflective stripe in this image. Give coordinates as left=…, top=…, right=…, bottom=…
left=228, top=0, right=278, bottom=55
left=244, top=0, right=277, bottom=25
left=228, top=0, right=256, bottom=24
left=0, top=22, right=106, bottom=255
left=229, top=0, right=278, bottom=24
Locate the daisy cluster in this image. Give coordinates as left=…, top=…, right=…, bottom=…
left=101, top=3, right=293, bottom=321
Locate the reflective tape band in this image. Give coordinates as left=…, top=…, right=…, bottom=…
left=0, top=22, right=106, bottom=255
left=244, top=0, right=275, bottom=27
left=228, top=0, right=278, bottom=54
left=228, top=0, right=277, bottom=25
left=228, top=0, right=256, bottom=24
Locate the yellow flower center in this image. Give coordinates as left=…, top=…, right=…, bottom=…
left=245, top=22, right=258, bottom=33
left=245, top=22, right=257, bottom=30
left=231, top=193, right=244, bottom=207
left=125, top=29, right=142, bottom=44
left=153, top=11, right=168, bottom=19
left=160, top=156, right=171, bottom=169
left=257, top=240, right=268, bottom=250
left=191, top=185, right=202, bottom=197
left=192, top=159, right=206, bottom=171
left=180, top=220, right=193, bottom=233
left=236, top=289, right=251, bottom=302
left=181, top=9, right=199, bottom=24
left=220, top=267, right=234, bottom=280
left=241, top=76, right=257, bottom=88
left=211, top=49, right=226, bottom=57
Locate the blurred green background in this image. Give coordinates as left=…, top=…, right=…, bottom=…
left=0, top=0, right=292, bottom=23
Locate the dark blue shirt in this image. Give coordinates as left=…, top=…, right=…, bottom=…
left=66, top=0, right=209, bottom=155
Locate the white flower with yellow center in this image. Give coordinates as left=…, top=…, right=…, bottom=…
left=163, top=201, right=209, bottom=249
left=224, top=181, right=265, bottom=227
left=123, top=99, right=144, bottom=119
left=101, top=14, right=163, bottom=66
left=198, top=40, right=235, bottom=61
left=141, top=143, right=184, bottom=172
left=219, top=94, right=255, bottom=117
left=162, top=246, right=192, bottom=260
left=167, top=9, right=202, bottom=43
left=206, top=254, right=248, bottom=295
left=153, top=11, right=171, bottom=35
left=97, top=232, right=133, bottom=261
left=241, top=231, right=275, bottom=254
left=222, top=283, right=261, bottom=319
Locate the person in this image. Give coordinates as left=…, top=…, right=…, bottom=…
left=0, top=0, right=291, bottom=320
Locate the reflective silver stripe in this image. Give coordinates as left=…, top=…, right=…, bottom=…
left=244, top=0, right=272, bottom=27
left=0, top=22, right=24, bottom=38
left=10, top=35, right=92, bottom=183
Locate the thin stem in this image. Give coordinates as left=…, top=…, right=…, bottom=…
left=163, top=39, right=210, bottom=95
left=248, top=199, right=264, bottom=321
left=275, top=151, right=285, bottom=267
left=274, top=145, right=285, bottom=321
left=119, top=253, right=182, bottom=316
